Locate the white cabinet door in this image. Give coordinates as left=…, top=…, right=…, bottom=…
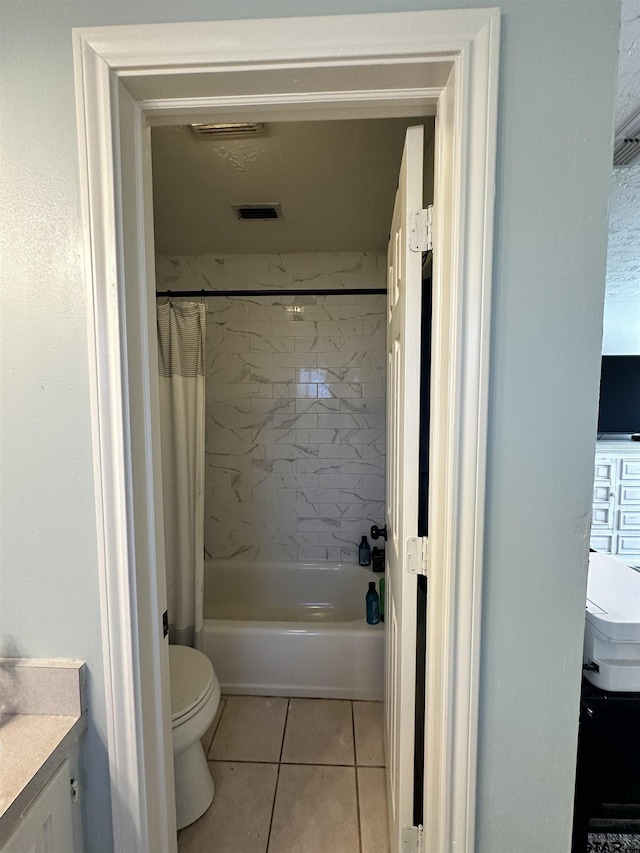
left=2, top=761, right=74, bottom=853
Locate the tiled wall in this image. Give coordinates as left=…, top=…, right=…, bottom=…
left=156, top=253, right=387, bottom=562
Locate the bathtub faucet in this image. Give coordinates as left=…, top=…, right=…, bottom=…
left=370, top=524, right=387, bottom=541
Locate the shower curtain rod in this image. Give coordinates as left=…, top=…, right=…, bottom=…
left=155, top=288, right=387, bottom=298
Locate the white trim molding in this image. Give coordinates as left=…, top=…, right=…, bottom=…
left=72, top=10, right=499, bottom=853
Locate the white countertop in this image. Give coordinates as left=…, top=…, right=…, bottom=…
left=0, top=713, right=86, bottom=844
left=0, top=659, right=86, bottom=845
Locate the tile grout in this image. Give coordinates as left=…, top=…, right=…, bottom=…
left=352, top=700, right=364, bottom=853
left=265, top=764, right=280, bottom=853
left=205, top=697, right=227, bottom=759
left=207, top=758, right=383, bottom=767
left=265, top=698, right=289, bottom=853
left=279, top=697, right=290, bottom=763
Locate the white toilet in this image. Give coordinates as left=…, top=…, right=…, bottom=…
left=169, top=645, right=221, bottom=829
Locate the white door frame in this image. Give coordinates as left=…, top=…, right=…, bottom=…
left=73, top=10, right=499, bottom=853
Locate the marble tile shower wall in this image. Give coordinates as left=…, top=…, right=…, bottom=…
left=156, top=253, right=387, bottom=562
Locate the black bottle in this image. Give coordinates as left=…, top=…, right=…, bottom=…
left=359, top=535, right=371, bottom=566
left=372, top=547, right=385, bottom=572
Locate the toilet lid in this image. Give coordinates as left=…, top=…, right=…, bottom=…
left=169, top=645, right=215, bottom=723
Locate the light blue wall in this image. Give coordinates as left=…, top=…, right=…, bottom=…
left=0, top=2, right=619, bottom=851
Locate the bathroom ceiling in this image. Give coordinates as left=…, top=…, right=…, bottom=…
left=151, top=117, right=435, bottom=256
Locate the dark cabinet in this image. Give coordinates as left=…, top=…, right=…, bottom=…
left=572, top=680, right=640, bottom=851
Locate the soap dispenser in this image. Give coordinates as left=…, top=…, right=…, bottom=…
left=359, top=535, right=371, bottom=566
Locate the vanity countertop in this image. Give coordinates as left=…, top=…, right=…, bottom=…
left=0, top=658, right=86, bottom=846
left=0, top=713, right=86, bottom=845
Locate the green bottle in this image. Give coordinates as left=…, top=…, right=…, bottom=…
left=379, top=577, right=385, bottom=623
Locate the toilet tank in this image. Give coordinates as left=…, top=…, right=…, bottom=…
left=584, top=552, right=640, bottom=692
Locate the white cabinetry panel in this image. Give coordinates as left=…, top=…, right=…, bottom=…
left=621, top=458, right=640, bottom=480
left=594, top=459, right=615, bottom=482
left=590, top=533, right=615, bottom=553
left=593, top=483, right=613, bottom=503
left=618, top=508, right=640, bottom=530
left=619, top=484, right=640, bottom=505
left=618, top=534, right=640, bottom=554
left=591, top=442, right=640, bottom=558
left=591, top=504, right=614, bottom=529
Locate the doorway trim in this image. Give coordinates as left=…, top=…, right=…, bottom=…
left=73, top=10, right=499, bottom=853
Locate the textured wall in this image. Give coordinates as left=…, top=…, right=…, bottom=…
left=603, top=1, right=640, bottom=354
left=614, top=0, right=640, bottom=129
left=603, top=163, right=640, bottom=353
left=156, top=253, right=386, bottom=562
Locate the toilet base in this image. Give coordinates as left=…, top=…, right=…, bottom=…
left=174, top=739, right=215, bottom=830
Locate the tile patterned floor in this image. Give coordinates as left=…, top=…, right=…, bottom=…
left=178, top=696, right=389, bottom=853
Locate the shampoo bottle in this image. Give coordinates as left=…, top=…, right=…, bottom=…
left=359, top=535, right=371, bottom=566
left=379, top=577, right=385, bottom=623
left=372, top=547, right=385, bottom=572
left=366, top=581, right=380, bottom=625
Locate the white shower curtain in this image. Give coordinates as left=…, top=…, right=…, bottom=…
left=157, top=300, right=206, bottom=648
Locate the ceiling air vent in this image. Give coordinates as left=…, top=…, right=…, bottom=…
left=190, top=122, right=267, bottom=139
left=232, top=203, right=283, bottom=221
left=613, top=110, right=640, bottom=167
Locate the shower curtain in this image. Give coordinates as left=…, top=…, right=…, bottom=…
left=157, top=299, right=206, bottom=648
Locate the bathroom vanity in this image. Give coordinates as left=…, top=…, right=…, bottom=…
left=0, top=659, right=86, bottom=852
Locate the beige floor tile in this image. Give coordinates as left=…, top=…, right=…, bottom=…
left=201, top=697, right=226, bottom=755
left=178, top=761, right=277, bottom=853
left=281, top=698, right=354, bottom=765
left=209, top=696, right=288, bottom=762
left=358, top=767, right=390, bottom=853
left=268, top=764, right=359, bottom=853
left=353, top=701, right=385, bottom=767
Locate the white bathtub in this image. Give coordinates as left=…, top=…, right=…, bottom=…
left=201, top=560, right=384, bottom=700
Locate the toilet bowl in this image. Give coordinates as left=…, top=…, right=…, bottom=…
left=169, top=645, right=221, bottom=829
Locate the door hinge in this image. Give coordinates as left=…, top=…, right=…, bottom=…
left=407, top=536, right=428, bottom=576
left=162, top=610, right=169, bottom=639
left=409, top=206, right=433, bottom=253
left=402, top=824, right=424, bottom=852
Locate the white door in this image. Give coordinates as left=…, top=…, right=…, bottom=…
left=385, top=124, right=424, bottom=853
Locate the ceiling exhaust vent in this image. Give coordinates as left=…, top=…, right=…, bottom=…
left=613, top=110, right=640, bottom=167
left=190, top=122, right=267, bottom=139
left=232, top=203, right=283, bottom=221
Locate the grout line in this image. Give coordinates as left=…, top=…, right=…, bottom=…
left=201, top=758, right=365, bottom=767
left=279, top=697, right=290, bottom=763
left=205, top=697, right=227, bottom=759
left=266, top=698, right=289, bottom=853
left=279, top=760, right=357, bottom=767
left=352, top=701, right=363, bottom=853
left=223, top=693, right=299, bottom=700
left=265, top=764, right=280, bottom=853
left=208, top=759, right=282, bottom=767
left=353, top=701, right=360, bottom=767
